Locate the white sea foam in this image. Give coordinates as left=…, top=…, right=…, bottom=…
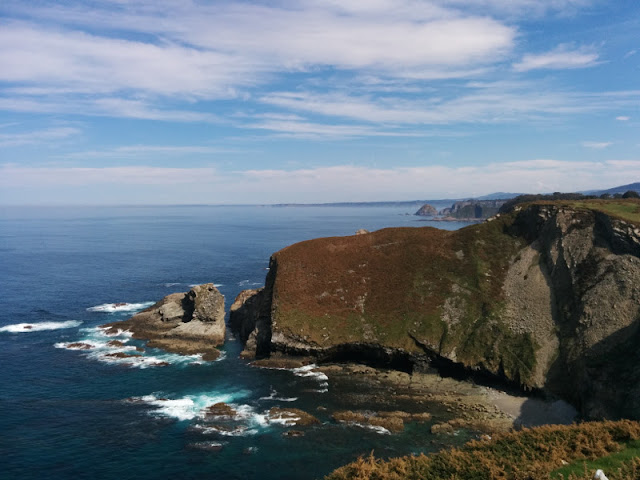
left=0, top=320, right=82, bottom=333
left=86, top=302, right=154, bottom=313
left=136, top=392, right=240, bottom=421
left=259, top=388, right=298, bottom=403
left=359, top=424, right=391, bottom=435
left=57, top=326, right=203, bottom=369
left=293, top=364, right=329, bottom=382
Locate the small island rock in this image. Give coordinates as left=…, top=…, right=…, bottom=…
left=414, top=204, right=438, bottom=216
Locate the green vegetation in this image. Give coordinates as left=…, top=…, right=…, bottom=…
left=551, top=439, right=640, bottom=479
left=325, top=421, right=640, bottom=480
left=554, top=199, right=640, bottom=225
left=502, top=195, right=640, bottom=225
left=272, top=212, right=541, bottom=385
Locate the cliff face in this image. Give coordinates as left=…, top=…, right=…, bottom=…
left=441, top=199, right=506, bottom=219
left=104, top=283, right=225, bottom=360
left=232, top=201, right=640, bottom=419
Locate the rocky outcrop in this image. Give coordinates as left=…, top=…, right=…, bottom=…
left=440, top=199, right=506, bottom=219
left=232, top=201, right=640, bottom=420
left=103, top=283, right=225, bottom=360
left=414, top=204, right=438, bottom=216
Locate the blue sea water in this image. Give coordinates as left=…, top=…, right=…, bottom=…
left=0, top=205, right=470, bottom=480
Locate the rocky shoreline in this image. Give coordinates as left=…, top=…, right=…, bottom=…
left=103, top=200, right=640, bottom=425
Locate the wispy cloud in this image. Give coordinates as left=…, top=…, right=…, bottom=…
left=581, top=141, right=612, bottom=149
left=513, top=44, right=599, bottom=72
left=64, top=145, right=239, bottom=160
left=616, top=116, right=630, bottom=121
left=258, top=88, right=640, bottom=126
left=0, top=127, right=80, bottom=147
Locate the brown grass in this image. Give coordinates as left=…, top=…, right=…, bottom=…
left=271, top=214, right=539, bottom=385
left=325, top=420, right=640, bottom=480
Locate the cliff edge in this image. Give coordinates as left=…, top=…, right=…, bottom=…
left=231, top=200, right=640, bottom=420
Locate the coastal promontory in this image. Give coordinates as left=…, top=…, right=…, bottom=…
left=232, top=199, right=640, bottom=420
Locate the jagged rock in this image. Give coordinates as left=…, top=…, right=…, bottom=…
left=66, top=342, right=94, bottom=350
left=355, top=229, right=370, bottom=235
left=102, top=283, right=225, bottom=360
left=332, top=410, right=405, bottom=432
left=414, top=204, right=438, bottom=216
left=268, top=407, right=320, bottom=426
left=439, top=199, right=506, bottom=219
left=104, top=352, right=140, bottom=359
left=205, top=402, right=237, bottom=418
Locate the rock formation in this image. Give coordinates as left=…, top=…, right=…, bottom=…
left=440, top=199, right=506, bottom=219
left=414, top=204, right=438, bottom=216
left=231, top=200, right=640, bottom=420
left=103, top=283, right=225, bottom=360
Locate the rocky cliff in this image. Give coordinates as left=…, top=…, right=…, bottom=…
left=441, top=199, right=506, bottom=219
left=231, top=200, right=640, bottom=420
left=104, top=283, right=225, bottom=360
left=414, top=204, right=437, bottom=216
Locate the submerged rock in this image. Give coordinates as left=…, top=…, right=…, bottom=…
left=268, top=407, right=320, bottom=426
left=205, top=403, right=237, bottom=419
left=332, top=410, right=406, bottom=433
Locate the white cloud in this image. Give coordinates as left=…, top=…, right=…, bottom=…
left=2, top=159, right=638, bottom=205
left=581, top=141, right=612, bottom=149
left=0, top=127, right=80, bottom=147
left=258, top=88, right=640, bottom=126
left=0, top=3, right=515, bottom=100
left=616, top=116, right=630, bottom=121
left=0, top=96, right=220, bottom=123
left=434, top=0, right=594, bottom=18
left=64, top=145, right=239, bottom=160
left=0, top=164, right=218, bottom=186
left=513, top=44, right=599, bottom=72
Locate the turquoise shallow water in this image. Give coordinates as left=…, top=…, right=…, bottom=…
left=0, top=205, right=470, bottom=480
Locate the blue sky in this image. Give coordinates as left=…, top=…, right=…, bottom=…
left=0, top=0, right=639, bottom=205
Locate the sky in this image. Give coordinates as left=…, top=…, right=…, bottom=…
left=0, top=0, right=639, bottom=205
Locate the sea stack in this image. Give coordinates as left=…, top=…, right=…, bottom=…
left=414, top=204, right=438, bottom=216
left=103, top=283, right=225, bottom=360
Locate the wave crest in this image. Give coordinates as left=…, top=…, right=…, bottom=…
left=0, top=320, right=82, bottom=333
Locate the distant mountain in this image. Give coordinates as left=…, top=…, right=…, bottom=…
left=585, top=182, right=640, bottom=196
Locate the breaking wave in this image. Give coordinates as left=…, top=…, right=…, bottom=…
left=0, top=320, right=82, bottom=333
left=259, top=388, right=298, bottom=403
left=86, top=302, right=154, bottom=313
left=55, top=327, right=205, bottom=369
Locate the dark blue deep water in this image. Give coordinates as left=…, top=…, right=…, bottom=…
left=0, top=205, right=469, bottom=480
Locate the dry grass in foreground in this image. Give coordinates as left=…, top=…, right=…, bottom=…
left=325, top=420, right=640, bottom=480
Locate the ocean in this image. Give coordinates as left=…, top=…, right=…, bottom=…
left=0, top=204, right=471, bottom=480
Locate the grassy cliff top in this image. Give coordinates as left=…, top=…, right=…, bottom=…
left=530, top=198, right=640, bottom=225
left=269, top=212, right=536, bottom=381
left=326, top=420, right=640, bottom=480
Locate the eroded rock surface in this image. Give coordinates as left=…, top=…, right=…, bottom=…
left=103, top=283, right=225, bottom=360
